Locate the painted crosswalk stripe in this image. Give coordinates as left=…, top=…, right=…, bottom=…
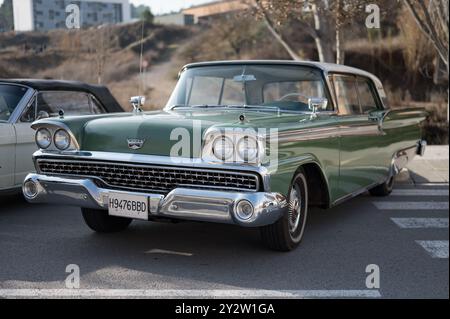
left=391, top=189, right=449, bottom=196
left=416, top=241, right=449, bottom=258
left=0, top=289, right=382, bottom=298
left=413, top=183, right=449, bottom=187
left=391, top=218, right=449, bottom=229
left=373, top=201, right=449, bottom=210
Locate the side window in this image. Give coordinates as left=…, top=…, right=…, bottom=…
left=90, top=96, right=105, bottom=114
left=332, top=75, right=360, bottom=115
left=356, top=78, right=379, bottom=113
left=263, top=81, right=325, bottom=103
left=20, top=98, right=37, bottom=123
left=20, top=91, right=103, bottom=122
left=36, top=91, right=100, bottom=116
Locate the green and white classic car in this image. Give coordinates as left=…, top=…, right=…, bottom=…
left=23, top=61, right=427, bottom=251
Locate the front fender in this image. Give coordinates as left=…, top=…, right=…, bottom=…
left=266, top=153, right=330, bottom=198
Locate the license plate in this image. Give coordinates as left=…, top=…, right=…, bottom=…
left=108, top=192, right=148, bottom=220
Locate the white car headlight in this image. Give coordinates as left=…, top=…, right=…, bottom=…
left=35, top=128, right=52, bottom=149
left=54, top=129, right=71, bottom=150
left=212, top=135, right=234, bottom=161
left=236, top=136, right=259, bottom=163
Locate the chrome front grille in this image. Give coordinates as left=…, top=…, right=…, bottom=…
left=36, top=159, right=260, bottom=194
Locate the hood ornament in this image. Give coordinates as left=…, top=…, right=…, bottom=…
left=127, top=138, right=145, bottom=150
left=130, top=96, right=145, bottom=113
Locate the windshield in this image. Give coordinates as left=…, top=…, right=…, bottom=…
left=0, top=84, right=28, bottom=122
left=166, top=64, right=331, bottom=112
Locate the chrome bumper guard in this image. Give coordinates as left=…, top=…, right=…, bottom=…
left=23, top=173, right=287, bottom=227
left=417, top=139, right=427, bottom=156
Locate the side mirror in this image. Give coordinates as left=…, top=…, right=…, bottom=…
left=308, top=97, right=328, bottom=114
left=130, top=96, right=145, bottom=113
left=36, top=110, right=49, bottom=120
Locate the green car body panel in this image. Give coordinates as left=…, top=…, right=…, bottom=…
left=33, top=106, right=426, bottom=205
left=24, top=61, right=427, bottom=231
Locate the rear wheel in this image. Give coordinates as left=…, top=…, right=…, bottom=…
left=81, top=208, right=132, bottom=233
left=260, top=170, right=309, bottom=251
left=369, top=175, right=394, bottom=197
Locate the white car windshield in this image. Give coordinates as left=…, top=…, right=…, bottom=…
left=0, top=84, right=28, bottom=122
left=166, top=64, right=331, bottom=112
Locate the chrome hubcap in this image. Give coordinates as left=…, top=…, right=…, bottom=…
left=289, top=187, right=302, bottom=233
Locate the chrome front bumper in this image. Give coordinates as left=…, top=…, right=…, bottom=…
left=23, top=173, right=287, bottom=227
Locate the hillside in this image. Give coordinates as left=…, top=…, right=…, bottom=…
left=0, top=22, right=193, bottom=109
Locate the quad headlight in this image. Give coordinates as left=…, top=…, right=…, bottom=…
left=35, top=128, right=52, bottom=149
left=33, top=124, right=79, bottom=151
left=54, top=129, right=71, bottom=150
left=212, top=136, right=234, bottom=161
left=236, top=135, right=259, bottom=162
left=204, top=129, right=264, bottom=165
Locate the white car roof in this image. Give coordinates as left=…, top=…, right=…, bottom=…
left=183, top=60, right=384, bottom=87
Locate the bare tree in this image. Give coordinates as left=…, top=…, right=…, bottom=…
left=255, top=1, right=301, bottom=60
left=95, top=26, right=109, bottom=84
left=403, top=0, right=449, bottom=73
left=252, top=0, right=386, bottom=64
left=253, top=0, right=334, bottom=62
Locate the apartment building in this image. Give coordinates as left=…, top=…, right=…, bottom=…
left=13, top=0, right=131, bottom=31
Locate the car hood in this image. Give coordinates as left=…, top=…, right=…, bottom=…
left=81, top=109, right=319, bottom=157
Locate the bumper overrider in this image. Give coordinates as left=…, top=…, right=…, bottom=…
left=23, top=152, right=287, bottom=227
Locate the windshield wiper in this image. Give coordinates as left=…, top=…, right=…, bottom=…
left=169, top=104, right=188, bottom=110
left=227, top=104, right=281, bottom=112
left=170, top=104, right=226, bottom=110
left=191, top=104, right=225, bottom=108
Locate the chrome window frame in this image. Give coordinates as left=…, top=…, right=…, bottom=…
left=0, top=83, right=35, bottom=124
left=16, top=90, right=107, bottom=124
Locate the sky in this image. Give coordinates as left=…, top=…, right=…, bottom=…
left=0, top=1, right=216, bottom=15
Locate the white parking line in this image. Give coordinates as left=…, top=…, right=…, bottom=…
left=391, top=218, right=449, bottom=229
left=373, top=202, right=449, bottom=210
left=0, top=289, right=382, bottom=298
left=413, top=183, right=449, bottom=187
left=416, top=241, right=449, bottom=259
left=145, top=249, right=193, bottom=256
left=391, top=189, right=449, bottom=196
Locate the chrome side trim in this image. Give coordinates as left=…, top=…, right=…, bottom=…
left=417, top=140, right=427, bottom=156
left=332, top=181, right=380, bottom=206
left=275, top=121, right=381, bottom=143
left=277, top=126, right=340, bottom=142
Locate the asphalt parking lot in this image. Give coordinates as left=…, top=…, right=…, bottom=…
left=0, top=148, right=448, bottom=299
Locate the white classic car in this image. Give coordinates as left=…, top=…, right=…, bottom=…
left=0, top=79, right=124, bottom=194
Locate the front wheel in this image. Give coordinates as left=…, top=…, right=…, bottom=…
left=259, top=170, right=309, bottom=251
left=81, top=208, right=132, bottom=233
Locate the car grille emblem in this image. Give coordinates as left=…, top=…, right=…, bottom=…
left=127, top=138, right=145, bottom=150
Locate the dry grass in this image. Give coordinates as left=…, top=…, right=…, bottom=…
left=0, top=22, right=192, bottom=109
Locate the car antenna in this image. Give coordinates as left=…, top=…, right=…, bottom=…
left=138, top=19, right=145, bottom=98
left=130, top=19, right=145, bottom=114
